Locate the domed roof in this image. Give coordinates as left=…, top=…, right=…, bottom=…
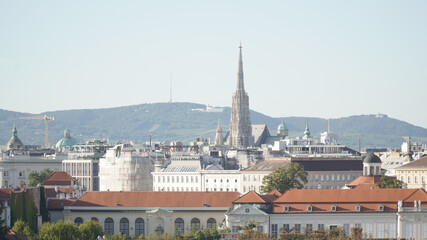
left=55, top=129, right=77, bottom=148
left=363, top=153, right=382, bottom=163
left=277, top=120, right=287, bottom=131
left=6, top=124, right=24, bottom=151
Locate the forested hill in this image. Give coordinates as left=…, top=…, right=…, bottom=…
left=1, top=102, right=426, bottom=149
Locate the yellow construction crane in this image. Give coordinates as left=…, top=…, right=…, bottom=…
left=19, top=115, right=55, bottom=148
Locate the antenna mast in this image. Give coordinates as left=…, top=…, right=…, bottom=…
left=169, top=72, right=172, bottom=103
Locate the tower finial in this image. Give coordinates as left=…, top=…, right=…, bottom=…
left=237, top=43, right=244, bottom=90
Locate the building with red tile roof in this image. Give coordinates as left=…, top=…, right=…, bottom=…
left=226, top=187, right=427, bottom=239
left=42, top=171, right=74, bottom=187
left=64, top=191, right=239, bottom=237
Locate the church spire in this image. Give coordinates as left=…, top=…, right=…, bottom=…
left=237, top=43, right=244, bottom=91
left=304, top=120, right=311, bottom=139
left=229, top=43, right=253, bottom=148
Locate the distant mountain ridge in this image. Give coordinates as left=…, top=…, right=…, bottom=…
left=1, top=102, right=426, bottom=149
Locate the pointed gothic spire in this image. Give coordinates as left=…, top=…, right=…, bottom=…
left=304, top=120, right=311, bottom=139
left=237, top=43, right=244, bottom=91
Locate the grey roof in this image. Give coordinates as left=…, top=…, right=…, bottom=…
left=163, top=160, right=202, bottom=172
left=396, top=156, right=427, bottom=170
left=242, top=159, right=363, bottom=172
left=363, top=153, right=382, bottom=163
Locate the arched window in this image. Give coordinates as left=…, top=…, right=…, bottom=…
left=135, top=218, right=145, bottom=237
left=408, top=176, right=412, bottom=183
left=104, top=218, right=114, bottom=235
left=191, top=218, right=200, bottom=230
left=91, top=217, right=98, bottom=222
left=175, top=218, right=184, bottom=234
left=155, top=225, right=164, bottom=235
left=415, top=176, right=418, bottom=183
left=207, top=218, right=216, bottom=229
left=74, top=217, right=83, bottom=226
left=120, top=218, right=129, bottom=236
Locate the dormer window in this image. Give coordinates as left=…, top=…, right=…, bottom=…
left=284, top=206, right=289, bottom=213
left=307, top=205, right=312, bottom=212
left=331, top=205, right=337, bottom=212
left=379, top=205, right=384, bottom=212
left=355, top=205, right=361, bottom=212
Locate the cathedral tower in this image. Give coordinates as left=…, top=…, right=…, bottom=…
left=229, top=44, right=253, bottom=148
left=214, top=120, right=224, bottom=146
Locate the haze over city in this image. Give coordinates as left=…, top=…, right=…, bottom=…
left=0, top=1, right=426, bottom=128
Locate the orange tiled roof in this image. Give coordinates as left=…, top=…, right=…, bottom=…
left=233, top=190, right=281, bottom=204
left=72, top=191, right=239, bottom=207
left=348, top=176, right=397, bottom=189
left=42, top=171, right=73, bottom=186
left=233, top=191, right=267, bottom=204
left=271, top=188, right=427, bottom=213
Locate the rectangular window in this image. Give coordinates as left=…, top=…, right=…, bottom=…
left=388, top=223, right=396, bottom=238
left=305, top=224, right=313, bottom=233
left=295, top=224, right=301, bottom=233
left=377, top=223, right=385, bottom=238
left=343, top=224, right=350, bottom=236
left=318, top=224, right=324, bottom=231
left=422, top=224, right=427, bottom=238
left=271, top=224, right=278, bottom=238
left=405, top=224, right=412, bottom=239
left=364, top=223, right=373, bottom=238
left=282, top=224, right=290, bottom=233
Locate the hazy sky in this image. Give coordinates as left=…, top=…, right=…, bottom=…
left=1, top=1, right=426, bottom=128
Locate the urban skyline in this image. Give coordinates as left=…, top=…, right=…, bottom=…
left=1, top=1, right=426, bottom=129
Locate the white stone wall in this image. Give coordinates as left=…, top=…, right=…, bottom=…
left=152, top=170, right=241, bottom=192
left=99, top=146, right=153, bottom=191
left=153, top=172, right=202, bottom=191
left=0, top=155, right=63, bottom=188
left=270, top=213, right=397, bottom=238
left=396, top=169, right=427, bottom=190
left=64, top=207, right=227, bottom=236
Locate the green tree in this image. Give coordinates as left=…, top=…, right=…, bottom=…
left=28, top=168, right=53, bottom=187
left=261, top=162, right=308, bottom=193
left=0, top=206, right=8, bottom=239
left=38, top=221, right=81, bottom=240
left=11, top=219, right=34, bottom=238
left=376, top=174, right=403, bottom=188
left=79, top=219, right=104, bottom=240
left=194, top=229, right=205, bottom=240
left=351, top=227, right=363, bottom=240
left=104, top=233, right=127, bottom=240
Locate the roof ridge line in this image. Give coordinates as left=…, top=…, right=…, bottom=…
left=402, top=189, right=420, bottom=202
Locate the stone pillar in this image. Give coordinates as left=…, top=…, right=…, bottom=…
left=397, top=213, right=403, bottom=239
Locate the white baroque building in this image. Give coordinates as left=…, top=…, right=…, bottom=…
left=0, top=152, right=64, bottom=188
left=99, top=144, right=153, bottom=191
left=64, top=191, right=239, bottom=237
left=152, top=159, right=240, bottom=192
left=226, top=187, right=427, bottom=239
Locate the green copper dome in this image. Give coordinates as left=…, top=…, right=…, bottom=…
left=55, top=129, right=78, bottom=148
left=277, top=120, right=287, bottom=131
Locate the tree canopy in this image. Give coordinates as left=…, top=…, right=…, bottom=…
left=261, top=162, right=308, bottom=193
left=375, top=174, right=403, bottom=189
left=28, top=168, right=53, bottom=187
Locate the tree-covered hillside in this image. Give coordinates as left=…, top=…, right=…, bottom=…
left=1, top=102, right=426, bottom=149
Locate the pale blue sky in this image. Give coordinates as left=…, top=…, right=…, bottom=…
left=1, top=1, right=426, bottom=128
